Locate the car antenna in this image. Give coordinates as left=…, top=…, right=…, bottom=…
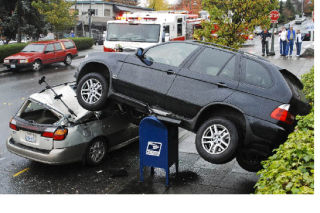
left=39, top=76, right=77, bottom=117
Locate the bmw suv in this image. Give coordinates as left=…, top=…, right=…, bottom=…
left=74, top=41, right=310, bottom=172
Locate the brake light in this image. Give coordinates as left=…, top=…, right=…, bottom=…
left=53, top=129, right=68, bottom=141
left=42, top=128, right=68, bottom=141
left=9, top=118, right=17, bottom=130
left=271, top=104, right=295, bottom=124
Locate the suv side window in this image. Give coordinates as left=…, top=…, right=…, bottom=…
left=144, top=43, right=198, bottom=67
left=189, top=47, right=234, bottom=77
left=242, top=59, right=272, bottom=88
left=219, top=56, right=236, bottom=80
left=45, top=44, right=54, bottom=52
left=54, top=42, right=63, bottom=51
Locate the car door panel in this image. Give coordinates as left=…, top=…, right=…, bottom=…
left=43, top=44, right=55, bottom=64
left=165, top=49, right=240, bottom=118
left=115, top=55, right=179, bottom=108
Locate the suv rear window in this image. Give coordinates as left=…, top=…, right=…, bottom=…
left=242, top=59, right=272, bottom=88
left=63, top=41, right=75, bottom=49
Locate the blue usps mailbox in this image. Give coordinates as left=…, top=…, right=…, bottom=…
left=139, top=116, right=178, bottom=186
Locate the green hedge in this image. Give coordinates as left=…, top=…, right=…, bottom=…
left=0, top=37, right=94, bottom=63
left=0, top=43, right=28, bottom=63
left=67, top=37, right=94, bottom=51
left=254, top=67, right=314, bottom=194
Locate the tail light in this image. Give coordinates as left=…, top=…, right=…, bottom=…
left=42, top=128, right=68, bottom=141
left=9, top=118, right=17, bottom=130
left=271, top=104, right=295, bottom=125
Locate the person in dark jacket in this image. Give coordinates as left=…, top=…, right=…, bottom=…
left=259, top=28, right=271, bottom=56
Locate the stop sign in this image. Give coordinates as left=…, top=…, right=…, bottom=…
left=270, top=10, right=280, bottom=23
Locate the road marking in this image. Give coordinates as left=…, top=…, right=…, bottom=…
left=13, top=168, right=30, bottom=177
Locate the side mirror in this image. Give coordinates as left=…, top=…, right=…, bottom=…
left=136, top=48, right=144, bottom=58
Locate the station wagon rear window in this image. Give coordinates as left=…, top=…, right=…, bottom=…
left=63, top=41, right=75, bottom=49
left=19, top=100, right=62, bottom=125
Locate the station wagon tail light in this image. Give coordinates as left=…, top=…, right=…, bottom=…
left=9, top=118, right=17, bottom=131
left=42, top=128, right=68, bottom=141
left=271, top=104, right=295, bottom=125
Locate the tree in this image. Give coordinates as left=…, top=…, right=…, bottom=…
left=0, top=0, right=48, bottom=42
left=174, top=0, right=202, bottom=14
left=147, top=0, right=169, bottom=11
left=283, top=0, right=296, bottom=20
left=32, top=0, right=77, bottom=39
left=194, top=0, right=279, bottom=49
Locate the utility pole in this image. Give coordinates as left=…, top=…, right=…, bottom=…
left=301, top=0, right=304, bottom=16
left=74, top=0, right=77, bottom=36
left=89, top=0, right=92, bottom=38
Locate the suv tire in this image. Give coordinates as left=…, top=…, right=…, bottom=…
left=77, top=72, right=109, bottom=111
left=195, top=117, right=239, bottom=164
left=236, top=149, right=264, bottom=172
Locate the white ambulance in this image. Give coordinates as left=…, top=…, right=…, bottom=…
left=103, top=11, right=188, bottom=52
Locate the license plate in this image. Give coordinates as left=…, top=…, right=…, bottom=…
left=10, top=64, right=16, bottom=68
left=25, top=132, right=36, bottom=143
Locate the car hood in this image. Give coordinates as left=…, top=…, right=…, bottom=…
left=6, top=52, right=41, bottom=59
left=30, top=84, right=92, bottom=123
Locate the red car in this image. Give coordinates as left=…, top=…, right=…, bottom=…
left=3, top=39, right=78, bottom=71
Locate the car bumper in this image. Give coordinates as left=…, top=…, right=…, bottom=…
left=6, top=137, right=87, bottom=165
left=244, top=115, right=290, bottom=146
left=4, top=63, right=32, bottom=70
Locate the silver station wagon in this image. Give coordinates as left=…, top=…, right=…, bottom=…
left=7, top=83, right=138, bottom=165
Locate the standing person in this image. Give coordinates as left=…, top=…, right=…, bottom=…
left=259, top=28, right=271, bottom=56
left=70, top=30, right=75, bottom=38
left=296, top=29, right=302, bottom=57
left=279, top=27, right=287, bottom=56
left=286, top=26, right=296, bottom=57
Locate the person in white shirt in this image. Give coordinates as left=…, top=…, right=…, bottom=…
left=279, top=27, right=287, bottom=56
left=296, top=30, right=303, bottom=56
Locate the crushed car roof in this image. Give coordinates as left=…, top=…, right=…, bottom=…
left=30, top=83, right=90, bottom=122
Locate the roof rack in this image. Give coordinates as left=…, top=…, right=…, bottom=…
left=192, top=40, right=269, bottom=62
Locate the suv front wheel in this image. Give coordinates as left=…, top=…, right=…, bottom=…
left=76, top=72, right=109, bottom=111
left=195, top=117, right=239, bottom=164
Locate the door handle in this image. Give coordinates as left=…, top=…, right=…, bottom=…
left=216, top=82, right=227, bottom=88
left=166, top=70, right=175, bottom=75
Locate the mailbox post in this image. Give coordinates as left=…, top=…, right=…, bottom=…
left=139, top=116, right=179, bottom=186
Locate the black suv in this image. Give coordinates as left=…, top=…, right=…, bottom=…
left=75, top=41, right=310, bottom=172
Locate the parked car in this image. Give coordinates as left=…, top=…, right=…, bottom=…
left=3, top=39, right=78, bottom=72
left=74, top=41, right=310, bottom=172
left=7, top=83, right=138, bottom=165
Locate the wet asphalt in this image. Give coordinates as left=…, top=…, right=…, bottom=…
left=0, top=34, right=314, bottom=194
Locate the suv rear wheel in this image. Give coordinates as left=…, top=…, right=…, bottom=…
left=236, top=149, right=264, bottom=172
left=76, top=72, right=109, bottom=111
left=195, top=117, right=239, bottom=164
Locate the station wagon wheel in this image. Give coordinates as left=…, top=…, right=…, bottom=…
left=32, top=60, right=42, bottom=71
left=86, top=138, right=107, bottom=166
left=64, top=54, right=72, bottom=66
left=196, top=117, right=238, bottom=164
left=76, top=72, right=109, bottom=111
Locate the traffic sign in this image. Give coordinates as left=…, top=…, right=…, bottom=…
left=269, top=10, right=280, bottom=23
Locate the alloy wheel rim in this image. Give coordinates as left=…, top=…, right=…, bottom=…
left=201, top=124, right=231, bottom=155
left=81, top=78, right=102, bottom=104
left=33, top=62, right=40, bottom=71
left=89, top=141, right=105, bottom=163
left=66, top=55, right=72, bottom=64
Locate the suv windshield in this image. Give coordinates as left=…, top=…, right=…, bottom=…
left=107, top=23, right=160, bottom=43
left=21, top=44, right=45, bottom=52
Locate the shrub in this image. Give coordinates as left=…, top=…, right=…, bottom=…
left=0, top=43, right=28, bottom=63
left=67, top=37, right=94, bottom=51
left=254, top=67, right=314, bottom=194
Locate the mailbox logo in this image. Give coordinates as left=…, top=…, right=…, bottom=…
left=146, top=142, right=162, bottom=157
